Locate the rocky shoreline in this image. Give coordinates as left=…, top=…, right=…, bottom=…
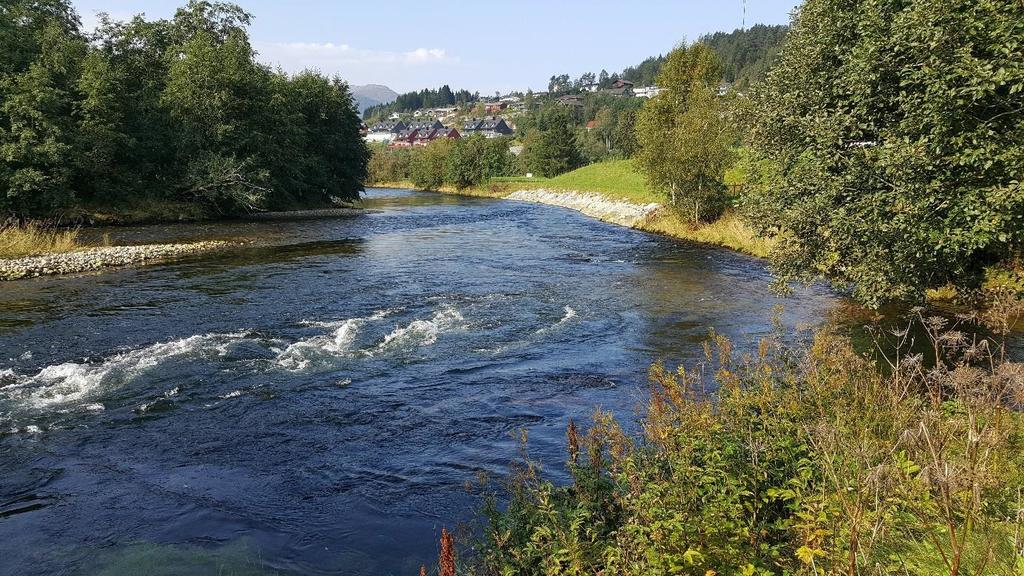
left=505, top=189, right=661, bottom=228
left=0, top=240, right=239, bottom=281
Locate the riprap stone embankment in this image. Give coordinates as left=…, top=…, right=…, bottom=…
left=505, top=189, right=661, bottom=228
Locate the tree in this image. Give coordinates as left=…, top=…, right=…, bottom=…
left=1, top=0, right=370, bottom=219
left=161, top=26, right=273, bottom=212
left=0, top=12, right=86, bottom=215
left=410, top=139, right=453, bottom=190
left=521, top=105, right=583, bottom=178
left=745, top=0, right=1024, bottom=306
left=635, top=43, right=733, bottom=222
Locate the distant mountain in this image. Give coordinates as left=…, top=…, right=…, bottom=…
left=350, top=84, right=399, bottom=114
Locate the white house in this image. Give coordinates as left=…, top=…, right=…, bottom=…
left=634, top=86, right=664, bottom=99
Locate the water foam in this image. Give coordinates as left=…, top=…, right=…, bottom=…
left=276, top=310, right=394, bottom=370
left=374, top=307, right=464, bottom=353
left=0, top=332, right=249, bottom=409
left=536, top=306, right=578, bottom=336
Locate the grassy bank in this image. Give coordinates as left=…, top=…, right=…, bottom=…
left=463, top=307, right=1024, bottom=576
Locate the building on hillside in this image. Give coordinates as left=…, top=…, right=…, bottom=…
left=602, top=79, right=634, bottom=97
left=582, top=83, right=600, bottom=92
left=485, top=101, right=508, bottom=114
left=407, top=119, right=445, bottom=132
left=388, top=112, right=401, bottom=120
left=556, top=95, right=584, bottom=108
left=388, top=128, right=418, bottom=147
left=717, top=82, right=732, bottom=97
left=585, top=120, right=597, bottom=131
left=461, top=116, right=514, bottom=138
left=634, top=86, right=664, bottom=99
left=412, top=127, right=460, bottom=146
left=388, top=124, right=460, bottom=148
left=365, top=119, right=408, bottom=143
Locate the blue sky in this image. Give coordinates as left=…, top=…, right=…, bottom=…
left=71, top=0, right=801, bottom=94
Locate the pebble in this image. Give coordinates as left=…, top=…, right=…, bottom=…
left=0, top=241, right=238, bottom=281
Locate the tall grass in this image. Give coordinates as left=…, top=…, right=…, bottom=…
left=0, top=220, right=82, bottom=259
left=639, top=209, right=775, bottom=257
left=464, top=293, right=1024, bottom=576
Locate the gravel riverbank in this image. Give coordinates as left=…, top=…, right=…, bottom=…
left=0, top=240, right=239, bottom=281
left=505, top=189, right=661, bottom=227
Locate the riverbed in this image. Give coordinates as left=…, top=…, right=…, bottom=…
left=0, top=188, right=839, bottom=576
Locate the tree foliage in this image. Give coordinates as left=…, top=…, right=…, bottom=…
left=699, top=24, right=789, bottom=90
left=745, top=0, right=1024, bottom=306
left=0, top=0, right=369, bottom=218
left=520, top=105, right=583, bottom=178
left=636, top=43, right=734, bottom=222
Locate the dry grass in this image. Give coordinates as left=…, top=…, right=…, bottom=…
left=639, top=209, right=775, bottom=258
left=0, top=220, right=83, bottom=259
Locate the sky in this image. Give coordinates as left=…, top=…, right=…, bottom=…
left=70, top=0, right=802, bottom=94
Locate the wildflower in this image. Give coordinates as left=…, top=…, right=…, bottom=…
left=439, top=527, right=455, bottom=576
left=567, top=418, right=580, bottom=464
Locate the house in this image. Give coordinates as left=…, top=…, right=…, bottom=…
left=634, top=86, right=664, bottom=99
left=388, top=128, right=419, bottom=147
left=407, top=119, right=445, bottom=132
left=413, top=127, right=460, bottom=146
left=717, top=82, right=732, bottom=97
left=461, top=116, right=514, bottom=138
left=585, top=120, right=597, bottom=131
left=556, top=95, right=584, bottom=108
left=485, top=102, right=508, bottom=114
left=602, top=79, right=635, bottom=97
left=364, top=119, right=408, bottom=143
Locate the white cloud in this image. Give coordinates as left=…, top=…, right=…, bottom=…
left=255, top=41, right=452, bottom=72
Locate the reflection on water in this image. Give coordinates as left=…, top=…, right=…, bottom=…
left=2, top=187, right=1002, bottom=576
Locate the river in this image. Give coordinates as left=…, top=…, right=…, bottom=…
left=0, top=188, right=839, bottom=575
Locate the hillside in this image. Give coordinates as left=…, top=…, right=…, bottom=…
left=351, top=84, right=399, bottom=113
left=699, top=24, right=789, bottom=88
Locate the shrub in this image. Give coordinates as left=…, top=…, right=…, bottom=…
left=472, top=295, right=1024, bottom=576
left=410, top=139, right=454, bottom=190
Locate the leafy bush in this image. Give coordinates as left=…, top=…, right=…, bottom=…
left=471, top=296, right=1024, bottom=576
left=410, top=139, right=454, bottom=191
left=745, top=0, right=1024, bottom=306
left=446, top=136, right=516, bottom=190
left=367, top=144, right=413, bottom=184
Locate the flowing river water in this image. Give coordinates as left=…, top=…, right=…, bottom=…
left=0, top=188, right=844, bottom=575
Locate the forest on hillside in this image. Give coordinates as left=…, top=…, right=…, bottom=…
left=362, top=85, right=481, bottom=120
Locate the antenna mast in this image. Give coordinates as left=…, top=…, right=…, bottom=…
left=742, top=0, right=747, bottom=30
